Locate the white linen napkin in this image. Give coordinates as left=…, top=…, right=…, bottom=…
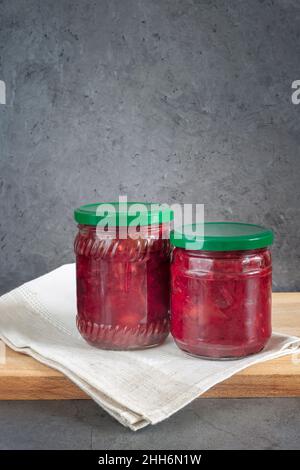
left=0, top=264, right=299, bottom=430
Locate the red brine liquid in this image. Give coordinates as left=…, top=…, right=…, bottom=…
left=171, top=248, right=272, bottom=359
left=75, top=223, right=171, bottom=349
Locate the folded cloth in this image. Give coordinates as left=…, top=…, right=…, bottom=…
left=0, top=264, right=299, bottom=430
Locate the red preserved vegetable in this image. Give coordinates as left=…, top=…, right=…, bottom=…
left=74, top=203, right=173, bottom=350
left=170, top=223, right=274, bottom=359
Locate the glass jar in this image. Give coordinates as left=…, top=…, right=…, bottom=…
left=74, top=202, right=173, bottom=350
left=170, top=222, right=274, bottom=359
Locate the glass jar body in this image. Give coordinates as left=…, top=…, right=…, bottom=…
left=171, top=247, right=272, bottom=359
left=74, top=223, right=171, bottom=349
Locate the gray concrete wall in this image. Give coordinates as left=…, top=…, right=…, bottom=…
left=0, top=398, right=300, bottom=449
left=1, top=0, right=300, bottom=293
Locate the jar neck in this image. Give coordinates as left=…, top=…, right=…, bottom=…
left=177, top=247, right=270, bottom=259
left=172, top=247, right=272, bottom=276
left=77, top=222, right=170, bottom=240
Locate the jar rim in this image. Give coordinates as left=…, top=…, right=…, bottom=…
left=170, top=222, right=274, bottom=251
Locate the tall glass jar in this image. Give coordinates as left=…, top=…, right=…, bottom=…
left=74, top=202, right=173, bottom=350
left=170, top=223, right=274, bottom=359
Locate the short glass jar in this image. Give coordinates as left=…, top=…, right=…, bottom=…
left=74, top=202, right=173, bottom=350
left=170, top=223, right=274, bottom=359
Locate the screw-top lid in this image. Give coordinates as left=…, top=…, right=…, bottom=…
left=74, top=202, right=174, bottom=227
left=170, top=222, right=274, bottom=251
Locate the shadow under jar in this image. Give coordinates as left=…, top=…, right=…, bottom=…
left=170, top=222, right=274, bottom=359
left=74, top=202, right=173, bottom=350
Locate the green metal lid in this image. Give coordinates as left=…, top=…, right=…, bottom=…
left=74, top=202, right=174, bottom=227
left=170, top=222, right=274, bottom=251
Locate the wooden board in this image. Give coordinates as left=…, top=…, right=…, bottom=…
left=0, top=293, right=299, bottom=400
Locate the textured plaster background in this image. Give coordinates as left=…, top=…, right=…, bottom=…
left=0, top=0, right=300, bottom=292
left=0, top=398, right=299, bottom=449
